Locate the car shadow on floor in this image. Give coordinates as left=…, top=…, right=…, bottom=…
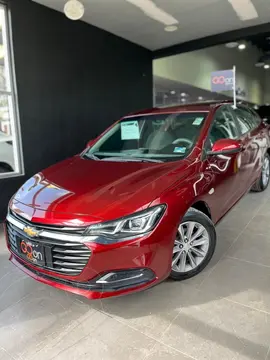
left=96, top=274, right=270, bottom=360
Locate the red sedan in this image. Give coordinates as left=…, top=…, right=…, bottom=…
left=5, top=101, right=270, bottom=299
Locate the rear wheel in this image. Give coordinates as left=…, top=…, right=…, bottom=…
left=170, top=208, right=216, bottom=281
left=251, top=153, right=270, bottom=192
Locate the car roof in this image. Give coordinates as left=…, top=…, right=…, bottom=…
left=126, top=100, right=234, bottom=117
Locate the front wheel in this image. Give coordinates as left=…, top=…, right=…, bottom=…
left=170, top=208, right=216, bottom=281
left=251, top=153, right=270, bottom=192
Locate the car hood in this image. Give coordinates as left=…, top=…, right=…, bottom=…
left=12, top=156, right=190, bottom=224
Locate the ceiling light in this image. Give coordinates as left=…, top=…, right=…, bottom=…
left=225, top=42, right=239, bottom=48
left=64, top=0, right=84, bottom=21
left=238, top=43, right=246, bottom=50
left=198, top=96, right=203, bottom=101
left=255, top=61, right=265, bottom=67
left=264, top=64, right=270, bottom=69
left=228, top=0, right=258, bottom=21
left=164, top=25, right=178, bottom=32
left=126, top=0, right=179, bottom=26
left=170, top=90, right=176, bottom=94
left=180, top=92, right=187, bottom=97
left=181, top=98, right=186, bottom=103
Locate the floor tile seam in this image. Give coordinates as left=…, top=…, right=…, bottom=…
left=225, top=255, right=270, bottom=269
left=96, top=308, right=198, bottom=360
left=48, top=316, right=110, bottom=360
left=198, top=197, right=267, bottom=290
left=28, top=318, right=82, bottom=360
left=197, top=229, right=242, bottom=290
left=0, top=291, right=34, bottom=317
left=0, top=276, right=28, bottom=303
left=223, top=296, right=270, bottom=316
left=0, top=270, right=13, bottom=283
left=31, top=311, right=108, bottom=360
left=186, top=279, right=270, bottom=316
left=0, top=346, right=20, bottom=360
left=142, top=340, right=199, bottom=360
left=264, top=344, right=270, bottom=360
left=158, top=290, right=270, bottom=360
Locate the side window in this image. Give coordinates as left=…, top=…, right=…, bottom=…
left=249, top=108, right=262, bottom=126
left=209, top=106, right=239, bottom=145
left=232, top=107, right=258, bottom=135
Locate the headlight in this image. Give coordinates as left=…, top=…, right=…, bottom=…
left=84, top=205, right=166, bottom=241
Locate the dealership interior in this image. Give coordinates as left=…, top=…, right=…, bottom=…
left=2, top=0, right=270, bottom=359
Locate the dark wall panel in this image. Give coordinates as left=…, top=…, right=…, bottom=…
left=0, top=0, right=153, bottom=219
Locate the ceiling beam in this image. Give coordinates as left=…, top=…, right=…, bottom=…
left=153, top=22, right=270, bottom=59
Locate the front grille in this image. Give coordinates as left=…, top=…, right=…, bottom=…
left=6, top=218, right=91, bottom=276
left=10, top=210, right=86, bottom=234
left=52, top=244, right=91, bottom=274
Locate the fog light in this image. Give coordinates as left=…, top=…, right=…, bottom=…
left=95, top=268, right=155, bottom=290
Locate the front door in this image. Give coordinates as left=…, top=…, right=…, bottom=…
left=201, top=105, right=242, bottom=221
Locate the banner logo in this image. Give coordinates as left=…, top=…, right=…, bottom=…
left=211, top=70, right=234, bottom=92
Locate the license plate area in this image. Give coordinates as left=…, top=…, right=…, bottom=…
left=17, top=238, right=46, bottom=267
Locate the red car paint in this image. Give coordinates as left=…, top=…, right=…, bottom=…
left=5, top=101, right=269, bottom=299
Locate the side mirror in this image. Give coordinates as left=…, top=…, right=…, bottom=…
left=87, top=139, right=95, bottom=148
left=207, top=138, right=242, bottom=156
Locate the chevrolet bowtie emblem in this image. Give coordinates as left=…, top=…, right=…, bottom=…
left=23, top=226, right=40, bottom=238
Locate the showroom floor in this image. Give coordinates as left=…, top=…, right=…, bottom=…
left=1, top=190, right=270, bottom=360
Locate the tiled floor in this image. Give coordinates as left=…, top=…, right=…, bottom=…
left=1, top=189, right=270, bottom=360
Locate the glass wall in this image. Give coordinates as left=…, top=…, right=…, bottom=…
left=153, top=41, right=267, bottom=109
left=0, top=4, right=23, bottom=178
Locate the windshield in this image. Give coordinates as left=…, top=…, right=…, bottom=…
left=85, top=112, right=208, bottom=162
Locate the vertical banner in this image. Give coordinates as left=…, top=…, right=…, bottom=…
left=211, top=67, right=236, bottom=108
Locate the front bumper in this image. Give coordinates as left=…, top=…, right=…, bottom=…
left=5, top=210, right=176, bottom=299
left=10, top=255, right=158, bottom=299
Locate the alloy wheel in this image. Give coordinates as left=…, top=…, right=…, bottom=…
left=262, top=156, right=270, bottom=187
left=172, top=221, right=210, bottom=273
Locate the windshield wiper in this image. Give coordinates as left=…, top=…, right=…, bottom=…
left=137, top=158, right=164, bottom=163
left=101, top=157, right=163, bottom=163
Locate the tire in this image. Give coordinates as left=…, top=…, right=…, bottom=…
left=251, top=153, right=270, bottom=192
left=170, top=208, right=216, bottom=281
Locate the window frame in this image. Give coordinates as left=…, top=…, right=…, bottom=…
left=202, top=105, right=242, bottom=160
left=0, top=2, right=24, bottom=179
left=231, top=105, right=259, bottom=137
left=247, top=107, right=262, bottom=127
left=207, top=104, right=241, bottom=145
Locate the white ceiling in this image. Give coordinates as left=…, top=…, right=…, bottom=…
left=33, top=0, right=270, bottom=50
